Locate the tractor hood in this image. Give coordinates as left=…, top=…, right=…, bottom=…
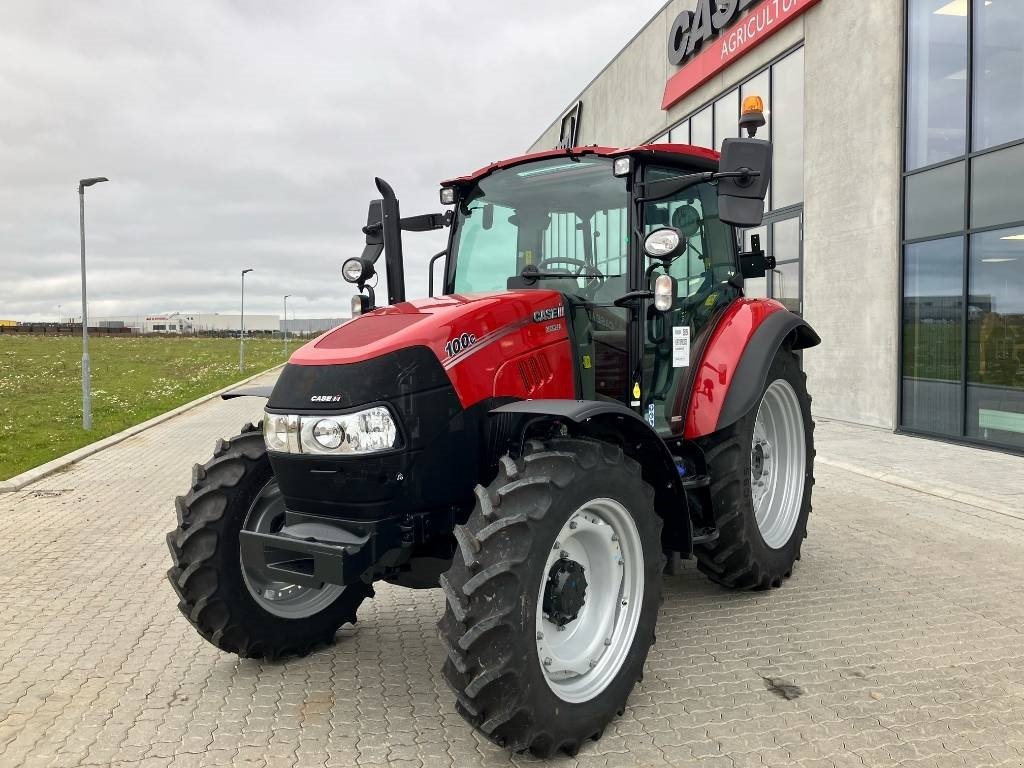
left=273, top=290, right=576, bottom=411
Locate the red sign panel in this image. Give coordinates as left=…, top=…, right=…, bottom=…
left=662, top=0, right=821, bottom=110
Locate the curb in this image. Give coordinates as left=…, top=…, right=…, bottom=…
left=817, top=455, right=1023, bottom=522
left=0, top=364, right=283, bottom=494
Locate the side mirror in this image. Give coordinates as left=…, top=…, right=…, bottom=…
left=717, top=137, right=772, bottom=228
left=363, top=200, right=383, bottom=245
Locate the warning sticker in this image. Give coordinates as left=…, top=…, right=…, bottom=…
left=672, top=327, right=691, bottom=368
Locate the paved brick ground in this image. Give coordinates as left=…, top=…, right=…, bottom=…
left=2, top=384, right=1024, bottom=767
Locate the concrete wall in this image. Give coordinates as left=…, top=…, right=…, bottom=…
left=529, top=0, right=904, bottom=429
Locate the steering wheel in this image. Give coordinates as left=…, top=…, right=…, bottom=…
left=536, top=257, right=604, bottom=282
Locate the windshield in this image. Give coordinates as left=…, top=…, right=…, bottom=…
left=449, top=157, right=629, bottom=303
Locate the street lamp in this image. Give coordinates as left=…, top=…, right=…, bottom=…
left=282, top=294, right=291, bottom=356
left=79, top=176, right=108, bottom=430
left=240, top=268, right=253, bottom=372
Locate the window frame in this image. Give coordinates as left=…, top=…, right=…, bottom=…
left=899, top=0, right=1024, bottom=455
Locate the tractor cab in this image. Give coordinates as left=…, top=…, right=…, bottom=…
left=343, top=97, right=774, bottom=434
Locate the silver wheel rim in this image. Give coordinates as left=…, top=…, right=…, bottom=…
left=239, top=479, right=344, bottom=619
left=535, top=498, right=645, bottom=704
left=751, top=378, right=806, bottom=550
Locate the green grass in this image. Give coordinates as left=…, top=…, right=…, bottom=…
left=0, top=335, right=288, bottom=481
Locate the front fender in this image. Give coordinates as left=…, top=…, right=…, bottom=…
left=491, top=399, right=691, bottom=552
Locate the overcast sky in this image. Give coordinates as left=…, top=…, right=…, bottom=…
left=0, top=2, right=666, bottom=322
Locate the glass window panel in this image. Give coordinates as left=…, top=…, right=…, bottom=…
left=966, top=228, right=1024, bottom=448
left=669, top=120, right=689, bottom=145
left=902, top=237, right=964, bottom=436
left=654, top=132, right=670, bottom=144
left=770, top=218, right=801, bottom=313
left=772, top=261, right=801, bottom=314
left=714, top=90, right=739, bottom=151
left=772, top=218, right=801, bottom=264
left=771, top=48, right=804, bottom=209
left=905, top=0, right=968, bottom=169
left=904, top=161, right=965, bottom=240
left=741, top=70, right=771, bottom=141
left=973, top=0, right=1024, bottom=151
left=971, top=143, right=1024, bottom=229
left=691, top=106, right=713, bottom=149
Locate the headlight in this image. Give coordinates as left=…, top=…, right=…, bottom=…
left=342, top=258, right=366, bottom=283
left=264, top=406, right=399, bottom=455
left=644, top=228, right=684, bottom=259
left=263, top=413, right=298, bottom=453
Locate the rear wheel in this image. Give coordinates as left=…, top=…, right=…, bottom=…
left=437, top=438, right=664, bottom=758
left=166, top=423, right=371, bottom=659
left=695, top=349, right=814, bottom=589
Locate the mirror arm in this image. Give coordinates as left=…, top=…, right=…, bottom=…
left=712, top=168, right=761, bottom=187
left=635, top=171, right=714, bottom=204
left=613, top=290, right=655, bottom=308
left=427, top=250, right=446, bottom=297
left=400, top=213, right=448, bottom=232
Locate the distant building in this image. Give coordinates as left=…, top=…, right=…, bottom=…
left=97, top=312, right=280, bottom=334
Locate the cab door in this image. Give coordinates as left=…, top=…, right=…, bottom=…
left=639, top=167, right=743, bottom=436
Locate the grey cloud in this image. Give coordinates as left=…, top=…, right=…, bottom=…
left=0, top=1, right=665, bottom=321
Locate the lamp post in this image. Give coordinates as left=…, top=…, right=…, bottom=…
left=240, top=268, right=253, bottom=372
left=282, top=294, right=291, bottom=356
left=79, top=176, right=108, bottom=430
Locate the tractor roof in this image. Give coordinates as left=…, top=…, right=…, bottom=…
left=441, top=144, right=720, bottom=187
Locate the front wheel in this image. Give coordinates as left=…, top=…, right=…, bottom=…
left=437, top=438, right=664, bottom=758
left=695, top=349, right=815, bottom=589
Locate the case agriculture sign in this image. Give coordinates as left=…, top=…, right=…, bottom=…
left=662, top=0, right=821, bottom=110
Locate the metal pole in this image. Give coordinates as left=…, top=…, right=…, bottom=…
left=79, top=188, right=92, bottom=430
left=239, top=268, right=253, bottom=371
left=282, top=294, right=290, bottom=356
left=240, top=271, right=246, bottom=372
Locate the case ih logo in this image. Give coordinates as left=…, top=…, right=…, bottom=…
left=533, top=306, right=565, bottom=323
left=310, top=395, right=343, bottom=403
left=663, top=0, right=821, bottom=109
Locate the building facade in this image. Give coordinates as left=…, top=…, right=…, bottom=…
left=530, top=0, right=1023, bottom=453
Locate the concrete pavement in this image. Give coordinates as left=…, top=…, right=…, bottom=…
left=2, top=383, right=1023, bottom=767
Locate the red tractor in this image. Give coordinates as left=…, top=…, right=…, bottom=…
left=167, top=98, right=818, bottom=757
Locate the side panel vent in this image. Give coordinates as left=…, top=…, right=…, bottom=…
left=517, top=352, right=554, bottom=394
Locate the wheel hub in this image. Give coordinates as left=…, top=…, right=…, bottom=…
left=542, top=559, right=588, bottom=627
left=751, top=441, right=767, bottom=480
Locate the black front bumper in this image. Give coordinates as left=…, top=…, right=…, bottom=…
left=239, top=507, right=450, bottom=588
left=239, top=512, right=373, bottom=588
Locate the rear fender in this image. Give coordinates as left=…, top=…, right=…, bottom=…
left=490, top=400, right=691, bottom=554
left=684, top=299, right=819, bottom=438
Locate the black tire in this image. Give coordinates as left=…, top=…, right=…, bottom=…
left=166, top=422, right=372, bottom=660
left=437, top=438, right=664, bottom=758
left=695, top=349, right=815, bottom=589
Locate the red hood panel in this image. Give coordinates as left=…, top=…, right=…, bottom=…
left=289, top=291, right=576, bottom=408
